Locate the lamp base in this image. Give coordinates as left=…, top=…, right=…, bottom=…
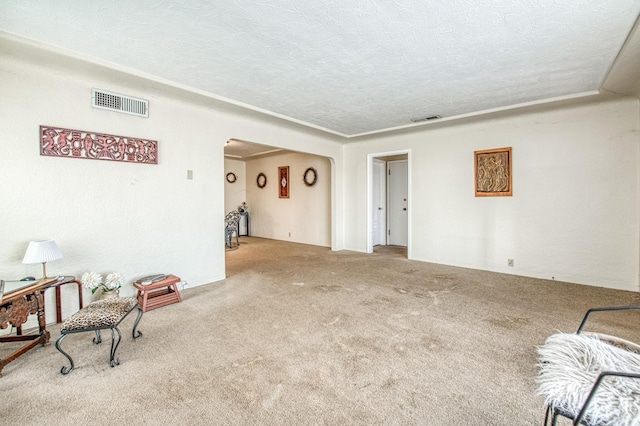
left=41, top=262, right=48, bottom=280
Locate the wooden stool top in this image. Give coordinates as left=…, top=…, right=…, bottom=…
left=133, top=275, right=180, bottom=291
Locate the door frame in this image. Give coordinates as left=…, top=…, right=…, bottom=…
left=366, top=149, right=411, bottom=256
left=372, top=158, right=387, bottom=246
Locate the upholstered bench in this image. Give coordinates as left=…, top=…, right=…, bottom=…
left=54, top=297, right=143, bottom=375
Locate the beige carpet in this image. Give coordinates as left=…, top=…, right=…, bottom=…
left=2, top=237, right=639, bottom=425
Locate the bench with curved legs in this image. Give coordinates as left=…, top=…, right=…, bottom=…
left=54, top=297, right=143, bottom=375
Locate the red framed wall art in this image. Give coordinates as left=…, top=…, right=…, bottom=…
left=278, top=166, right=289, bottom=198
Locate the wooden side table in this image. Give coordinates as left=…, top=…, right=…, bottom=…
left=0, top=278, right=56, bottom=378
left=49, top=276, right=84, bottom=323
left=133, top=275, right=182, bottom=312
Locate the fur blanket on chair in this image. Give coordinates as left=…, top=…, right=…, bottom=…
left=537, top=333, right=640, bottom=426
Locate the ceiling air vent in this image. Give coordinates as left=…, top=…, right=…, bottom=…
left=92, top=89, right=148, bottom=117
left=410, top=115, right=441, bottom=123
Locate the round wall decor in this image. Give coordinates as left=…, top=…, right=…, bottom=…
left=226, top=172, right=237, bottom=183
left=303, top=167, right=318, bottom=187
left=257, top=172, right=267, bottom=188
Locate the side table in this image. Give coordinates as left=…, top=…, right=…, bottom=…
left=0, top=278, right=56, bottom=378
left=133, top=275, right=182, bottom=312
left=49, top=276, right=84, bottom=323
left=239, top=211, right=250, bottom=236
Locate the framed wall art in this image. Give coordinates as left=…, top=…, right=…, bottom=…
left=40, top=125, right=158, bottom=164
left=278, top=166, right=289, bottom=198
left=474, top=147, right=512, bottom=197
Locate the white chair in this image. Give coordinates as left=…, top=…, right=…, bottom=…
left=538, top=306, right=640, bottom=426
left=225, top=210, right=241, bottom=248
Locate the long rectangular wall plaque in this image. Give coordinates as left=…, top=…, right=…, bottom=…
left=278, top=166, right=290, bottom=198
left=40, top=125, right=158, bottom=164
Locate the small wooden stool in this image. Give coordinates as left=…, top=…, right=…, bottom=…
left=133, top=275, right=182, bottom=312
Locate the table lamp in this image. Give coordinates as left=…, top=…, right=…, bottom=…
left=22, top=240, right=64, bottom=279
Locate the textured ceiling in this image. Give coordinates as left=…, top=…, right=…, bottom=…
left=1, top=1, right=639, bottom=138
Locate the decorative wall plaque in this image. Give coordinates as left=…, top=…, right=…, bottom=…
left=474, top=147, right=512, bottom=197
left=40, top=125, right=158, bottom=164
left=278, top=166, right=289, bottom=198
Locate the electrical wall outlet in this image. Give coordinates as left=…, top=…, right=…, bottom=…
left=182, top=281, right=189, bottom=290
left=507, top=259, right=514, bottom=267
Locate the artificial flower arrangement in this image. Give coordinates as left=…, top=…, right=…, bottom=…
left=81, top=271, right=124, bottom=294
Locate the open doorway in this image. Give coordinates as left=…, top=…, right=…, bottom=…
left=224, top=139, right=282, bottom=246
left=224, top=138, right=334, bottom=256
left=367, top=151, right=411, bottom=257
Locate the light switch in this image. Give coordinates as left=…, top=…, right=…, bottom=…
left=187, top=170, right=193, bottom=180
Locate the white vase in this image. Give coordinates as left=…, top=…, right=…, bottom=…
left=99, top=289, right=120, bottom=300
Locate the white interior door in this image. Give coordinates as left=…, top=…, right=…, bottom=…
left=372, top=159, right=386, bottom=246
left=387, top=160, right=408, bottom=246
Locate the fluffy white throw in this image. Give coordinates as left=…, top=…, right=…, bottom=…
left=537, top=333, right=640, bottom=426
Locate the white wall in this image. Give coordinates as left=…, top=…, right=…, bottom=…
left=2, top=32, right=638, bottom=329
left=224, top=158, right=246, bottom=213
left=245, top=152, right=331, bottom=246
left=0, top=52, right=225, bottom=300
left=0, top=36, right=344, bottom=323
left=344, top=98, right=640, bottom=291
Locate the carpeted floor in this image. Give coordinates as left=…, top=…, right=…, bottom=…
left=2, top=237, right=639, bottom=425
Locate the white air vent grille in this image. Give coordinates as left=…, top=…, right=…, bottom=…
left=92, top=89, right=148, bottom=117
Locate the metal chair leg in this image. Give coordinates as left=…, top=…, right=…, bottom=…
left=93, top=329, right=102, bottom=344
left=543, top=405, right=550, bottom=426
left=109, top=327, right=122, bottom=367
left=132, top=306, right=144, bottom=339
left=55, top=334, right=74, bottom=375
